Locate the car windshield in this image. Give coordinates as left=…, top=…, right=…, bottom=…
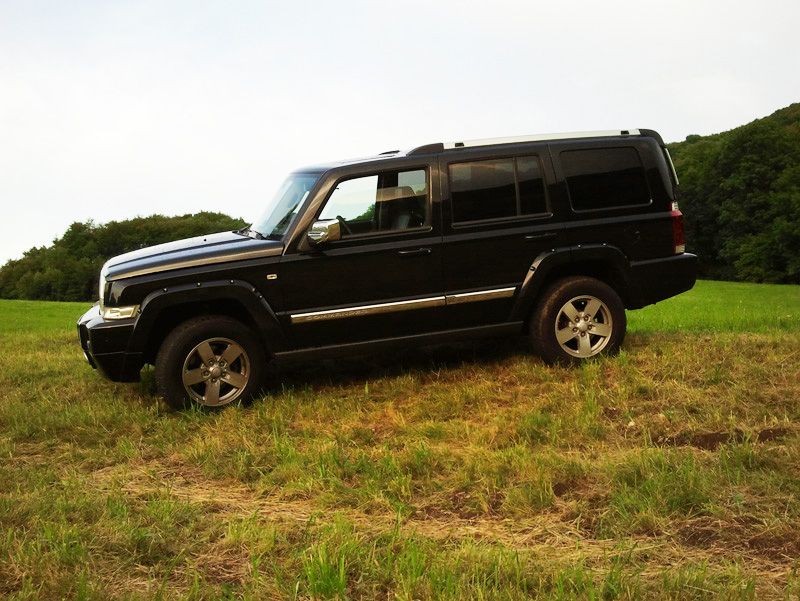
left=251, top=173, right=320, bottom=238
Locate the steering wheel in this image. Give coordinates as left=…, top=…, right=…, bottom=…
left=336, top=215, right=353, bottom=236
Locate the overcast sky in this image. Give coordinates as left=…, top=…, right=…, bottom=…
left=1, top=0, right=798, bottom=263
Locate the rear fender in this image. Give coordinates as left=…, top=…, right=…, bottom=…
left=510, top=244, right=632, bottom=321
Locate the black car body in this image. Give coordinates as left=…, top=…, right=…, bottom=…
left=78, top=129, right=697, bottom=408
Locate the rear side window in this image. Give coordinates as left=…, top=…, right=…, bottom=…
left=450, top=156, right=547, bottom=223
left=561, top=147, right=650, bottom=211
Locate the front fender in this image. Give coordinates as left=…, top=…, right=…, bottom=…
left=126, top=279, right=287, bottom=355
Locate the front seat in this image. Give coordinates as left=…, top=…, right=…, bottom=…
left=375, top=186, right=423, bottom=230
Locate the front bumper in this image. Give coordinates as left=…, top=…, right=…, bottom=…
left=77, top=304, right=143, bottom=382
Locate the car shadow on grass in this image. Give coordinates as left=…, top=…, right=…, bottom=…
left=137, top=336, right=533, bottom=404
left=266, top=335, right=539, bottom=393
left=140, top=332, right=653, bottom=408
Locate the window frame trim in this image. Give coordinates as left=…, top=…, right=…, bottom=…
left=560, top=145, right=653, bottom=214
left=314, top=165, right=433, bottom=241
left=447, top=154, right=551, bottom=226
left=450, top=210, right=554, bottom=229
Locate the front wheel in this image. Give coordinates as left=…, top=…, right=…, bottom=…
left=155, top=315, right=267, bottom=410
left=530, top=276, right=626, bottom=364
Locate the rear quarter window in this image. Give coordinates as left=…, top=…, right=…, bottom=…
left=561, top=147, right=650, bottom=211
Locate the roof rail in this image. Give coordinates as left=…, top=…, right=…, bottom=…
left=442, top=129, right=641, bottom=150
left=407, top=143, right=444, bottom=156
left=406, top=130, right=644, bottom=156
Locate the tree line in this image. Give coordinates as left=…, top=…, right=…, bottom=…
left=1, top=103, right=798, bottom=302
left=0, top=212, right=246, bottom=301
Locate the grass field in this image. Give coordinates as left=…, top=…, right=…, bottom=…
left=1, top=280, right=799, bottom=600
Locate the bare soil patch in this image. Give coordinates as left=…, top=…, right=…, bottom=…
left=658, top=426, right=793, bottom=450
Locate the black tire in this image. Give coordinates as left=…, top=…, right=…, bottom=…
left=155, top=315, right=267, bottom=410
left=530, top=276, right=626, bottom=365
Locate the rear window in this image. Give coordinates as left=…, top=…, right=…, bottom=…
left=450, top=156, right=547, bottom=223
left=561, top=147, right=650, bottom=211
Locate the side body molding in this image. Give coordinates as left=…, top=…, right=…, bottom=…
left=510, top=244, right=633, bottom=321
left=126, top=279, right=287, bottom=355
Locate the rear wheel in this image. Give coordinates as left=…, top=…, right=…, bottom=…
left=155, top=315, right=266, bottom=410
left=530, top=276, right=626, bottom=364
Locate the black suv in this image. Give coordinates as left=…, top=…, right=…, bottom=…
left=78, top=129, right=697, bottom=408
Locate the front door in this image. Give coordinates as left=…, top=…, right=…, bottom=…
left=279, top=164, right=444, bottom=348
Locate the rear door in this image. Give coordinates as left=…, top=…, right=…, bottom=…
left=439, top=145, right=561, bottom=328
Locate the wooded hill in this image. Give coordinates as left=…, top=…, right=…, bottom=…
left=669, top=102, right=800, bottom=283
left=1, top=103, right=798, bottom=301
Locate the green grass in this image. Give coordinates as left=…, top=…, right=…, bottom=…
left=1, top=280, right=799, bottom=599
left=0, top=299, right=88, bottom=333
left=628, top=279, right=800, bottom=333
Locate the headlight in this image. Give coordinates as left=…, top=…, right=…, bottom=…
left=101, top=305, right=139, bottom=320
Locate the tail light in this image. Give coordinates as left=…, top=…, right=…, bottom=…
left=671, top=201, right=685, bottom=254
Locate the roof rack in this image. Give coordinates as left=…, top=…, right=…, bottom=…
left=407, top=129, right=640, bottom=155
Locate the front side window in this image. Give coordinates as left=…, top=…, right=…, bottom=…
left=561, top=147, right=650, bottom=211
left=319, top=169, right=428, bottom=236
left=450, top=156, right=548, bottom=223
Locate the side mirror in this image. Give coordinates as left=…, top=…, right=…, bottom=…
left=307, top=219, right=341, bottom=246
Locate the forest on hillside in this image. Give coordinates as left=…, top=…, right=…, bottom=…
left=668, top=102, right=800, bottom=284
left=0, top=103, right=798, bottom=302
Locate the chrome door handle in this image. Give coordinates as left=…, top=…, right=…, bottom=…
left=398, top=248, right=432, bottom=257
left=524, top=232, right=557, bottom=241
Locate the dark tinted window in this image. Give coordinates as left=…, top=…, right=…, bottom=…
left=450, top=159, right=516, bottom=222
left=561, top=147, right=650, bottom=211
left=450, top=156, right=547, bottom=223
left=517, top=156, right=547, bottom=215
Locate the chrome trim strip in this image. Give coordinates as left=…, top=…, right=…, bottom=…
left=106, top=246, right=284, bottom=281
left=664, top=147, right=680, bottom=186
left=291, top=296, right=446, bottom=324
left=290, top=287, right=517, bottom=324
left=445, top=287, right=516, bottom=305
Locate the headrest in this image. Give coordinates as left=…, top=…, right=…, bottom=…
left=375, top=186, right=416, bottom=203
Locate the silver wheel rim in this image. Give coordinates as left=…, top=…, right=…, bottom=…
left=554, top=295, right=614, bottom=358
left=181, top=337, right=250, bottom=407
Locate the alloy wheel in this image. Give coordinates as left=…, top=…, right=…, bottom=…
left=181, top=337, right=250, bottom=406
left=554, top=295, right=614, bottom=358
